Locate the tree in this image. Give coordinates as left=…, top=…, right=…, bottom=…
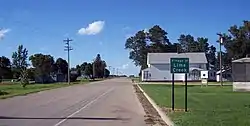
left=85, top=63, right=93, bottom=79
left=104, top=68, right=110, bottom=78
left=69, top=68, right=80, bottom=82
left=79, top=62, right=88, bottom=75
left=27, top=68, right=35, bottom=80
left=178, top=34, right=195, bottom=52
left=222, top=20, right=250, bottom=62
left=54, top=58, right=68, bottom=75
left=76, top=65, right=81, bottom=76
left=12, top=45, right=28, bottom=79
left=125, top=30, right=148, bottom=70
left=20, top=69, right=29, bottom=88
left=207, top=45, right=217, bottom=68
left=125, top=25, right=179, bottom=73
left=148, top=25, right=172, bottom=52
left=93, top=54, right=107, bottom=78
left=29, top=54, right=55, bottom=83
left=216, top=51, right=231, bottom=71
left=0, top=56, right=12, bottom=81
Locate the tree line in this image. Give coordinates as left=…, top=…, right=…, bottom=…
left=0, top=45, right=110, bottom=87
left=125, top=20, right=250, bottom=73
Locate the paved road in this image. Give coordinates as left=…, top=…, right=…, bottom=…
left=0, top=78, right=147, bottom=126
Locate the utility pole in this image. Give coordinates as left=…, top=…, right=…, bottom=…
left=64, top=38, right=73, bottom=84
left=108, top=66, right=111, bottom=72
left=108, top=66, right=111, bottom=77
left=93, top=61, right=95, bottom=79
left=116, top=68, right=119, bottom=76
left=113, top=68, right=115, bottom=76
left=217, top=33, right=223, bottom=86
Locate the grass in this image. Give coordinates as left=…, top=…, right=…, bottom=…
left=140, top=84, right=250, bottom=126
left=142, top=81, right=233, bottom=85
left=0, top=78, right=107, bottom=99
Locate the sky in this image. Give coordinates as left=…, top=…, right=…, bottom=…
left=0, top=0, right=249, bottom=76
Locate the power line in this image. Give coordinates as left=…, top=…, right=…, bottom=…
left=64, top=38, right=73, bottom=85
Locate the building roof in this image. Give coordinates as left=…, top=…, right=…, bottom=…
left=147, top=52, right=208, bottom=64
left=216, top=69, right=231, bottom=74
left=232, top=58, right=250, bottom=63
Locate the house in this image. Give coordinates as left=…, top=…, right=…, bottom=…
left=35, top=73, right=67, bottom=83
left=216, top=69, right=232, bottom=82
left=232, top=57, right=250, bottom=91
left=141, top=52, right=216, bottom=82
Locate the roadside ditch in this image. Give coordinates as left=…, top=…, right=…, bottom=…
left=133, top=84, right=168, bottom=126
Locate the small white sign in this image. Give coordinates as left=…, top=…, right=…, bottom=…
left=201, top=71, right=208, bottom=79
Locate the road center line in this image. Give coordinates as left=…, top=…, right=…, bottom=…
left=53, top=88, right=114, bottom=126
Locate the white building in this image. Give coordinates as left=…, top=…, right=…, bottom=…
left=141, top=52, right=216, bottom=82
left=216, top=69, right=232, bottom=82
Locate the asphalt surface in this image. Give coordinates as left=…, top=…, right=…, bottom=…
left=0, top=78, right=147, bottom=126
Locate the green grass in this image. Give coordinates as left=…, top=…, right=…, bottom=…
left=140, top=84, right=250, bottom=126
left=144, top=81, right=233, bottom=85
left=0, top=81, right=88, bottom=99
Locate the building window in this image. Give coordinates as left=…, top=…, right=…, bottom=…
left=143, top=71, right=149, bottom=79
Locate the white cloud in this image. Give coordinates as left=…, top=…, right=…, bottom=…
left=78, top=21, right=105, bottom=35
left=0, top=28, right=11, bottom=40
left=122, top=26, right=131, bottom=31
left=120, top=63, right=129, bottom=70
left=143, top=28, right=148, bottom=33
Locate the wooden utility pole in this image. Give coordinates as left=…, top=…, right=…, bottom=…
left=217, top=33, right=223, bottom=86
left=64, top=38, right=73, bottom=84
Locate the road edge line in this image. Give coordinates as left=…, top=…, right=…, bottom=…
left=136, top=84, right=175, bottom=126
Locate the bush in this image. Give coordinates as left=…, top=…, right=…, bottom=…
left=70, top=73, right=79, bottom=82
left=0, top=90, right=9, bottom=95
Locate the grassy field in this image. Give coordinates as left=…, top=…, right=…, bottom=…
left=140, top=84, right=250, bottom=126
left=0, top=77, right=108, bottom=99
left=0, top=81, right=86, bottom=99
left=140, top=81, right=233, bottom=85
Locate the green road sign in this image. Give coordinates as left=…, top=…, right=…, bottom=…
left=170, top=58, right=189, bottom=73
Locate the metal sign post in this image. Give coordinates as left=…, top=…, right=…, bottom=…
left=170, top=58, right=189, bottom=112
left=172, top=73, right=174, bottom=111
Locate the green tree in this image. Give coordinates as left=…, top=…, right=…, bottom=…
left=148, top=25, right=172, bottom=52
left=20, top=69, right=29, bottom=88
left=29, top=54, right=55, bottom=83
left=104, top=68, right=110, bottom=78
left=54, top=58, right=68, bottom=75
left=222, top=20, right=250, bottom=61
left=207, top=45, right=217, bottom=67
left=178, top=34, right=195, bottom=52
left=12, top=45, right=28, bottom=79
left=93, top=54, right=106, bottom=78
left=0, top=56, right=12, bottom=81
left=125, top=25, right=179, bottom=73
left=79, top=62, right=88, bottom=75
left=125, top=30, right=148, bottom=70
left=85, top=63, right=93, bottom=79
left=27, top=68, right=35, bottom=80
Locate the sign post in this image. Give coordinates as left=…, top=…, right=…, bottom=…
left=170, top=58, right=189, bottom=112
left=172, top=73, right=174, bottom=111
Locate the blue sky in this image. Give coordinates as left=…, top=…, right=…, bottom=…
left=0, top=0, right=249, bottom=75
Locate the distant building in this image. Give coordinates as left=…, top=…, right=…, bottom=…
left=232, top=57, right=250, bottom=91
left=216, top=69, right=232, bottom=82
left=141, top=52, right=216, bottom=82
left=35, top=73, right=67, bottom=83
